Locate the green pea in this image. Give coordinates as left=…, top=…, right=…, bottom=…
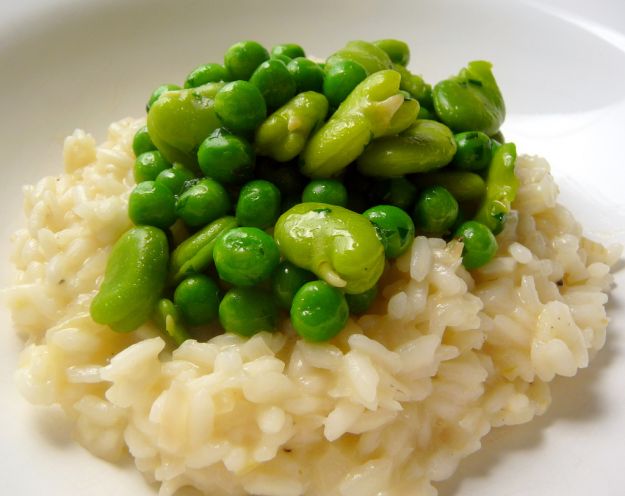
left=452, top=131, right=492, bottom=171
left=345, top=284, right=378, bottom=314
left=323, top=60, right=367, bottom=108
left=128, top=181, right=177, bottom=229
left=413, top=186, right=459, bottom=236
left=154, top=164, right=195, bottom=196
left=214, top=81, right=267, bottom=135
left=272, top=261, right=316, bottom=310
left=301, top=70, right=419, bottom=178
left=290, top=280, right=349, bottom=342
left=169, top=216, right=237, bottom=283
left=174, top=274, right=221, bottom=326
left=432, top=60, right=505, bottom=135
left=236, top=179, right=281, bottom=229
left=372, top=177, right=417, bottom=211
left=132, top=126, right=156, bottom=157
left=176, top=178, right=231, bottom=228
left=155, top=298, right=190, bottom=346
left=271, top=43, right=306, bottom=60
left=363, top=205, right=415, bottom=258
left=301, top=179, right=348, bottom=207
left=286, top=57, right=325, bottom=93
left=326, top=40, right=392, bottom=75
left=357, top=119, right=456, bottom=177
left=90, top=226, right=169, bottom=332
left=197, top=128, right=255, bottom=184
left=147, top=82, right=224, bottom=168
left=415, top=171, right=486, bottom=203
left=219, top=287, right=278, bottom=336
left=184, top=63, right=230, bottom=88
left=146, top=83, right=180, bottom=112
left=213, top=227, right=280, bottom=287
left=223, top=40, right=270, bottom=81
left=255, top=91, right=329, bottom=163
left=373, top=39, right=410, bottom=66
left=134, top=150, right=170, bottom=184
left=249, top=59, right=297, bottom=110
left=274, top=203, right=385, bottom=294
left=454, top=220, right=498, bottom=269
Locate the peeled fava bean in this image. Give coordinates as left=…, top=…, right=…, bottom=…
left=147, top=82, right=224, bottom=169
left=301, top=70, right=419, bottom=178
left=357, top=119, right=456, bottom=177
left=325, top=40, right=393, bottom=75
left=433, top=60, right=505, bottom=135
left=274, top=202, right=385, bottom=294
left=90, top=226, right=169, bottom=332
left=255, top=91, right=329, bottom=162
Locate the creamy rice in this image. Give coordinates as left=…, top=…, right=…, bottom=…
left=7, top=118, right=621, bottom=495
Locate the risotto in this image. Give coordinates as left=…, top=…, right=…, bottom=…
left=6, top=117, right=620, bottom=495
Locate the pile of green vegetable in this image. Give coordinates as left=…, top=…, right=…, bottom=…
left=90, top=39, right=519, bottom=344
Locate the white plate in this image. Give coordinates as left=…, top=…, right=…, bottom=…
left=1, top=0, right=624, bottom=495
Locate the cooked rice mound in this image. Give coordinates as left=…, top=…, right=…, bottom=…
left=8, top=118, right=621, bottom=496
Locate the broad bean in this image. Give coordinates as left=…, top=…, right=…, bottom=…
left=274, top=202, right=385, bottom=294
left=90, top=226, right=169, bottom=332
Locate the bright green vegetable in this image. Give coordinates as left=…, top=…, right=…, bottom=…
left=90, top=226, right=169, bottom=332
left=455, top=220, right=498, bottom=269
left=432, top=60, right=505, bottom=135
left=134, top=150, right=171, bottom=184
left=452, top=131, right=492, bottom=171
left=213, top=227, right=280, bottom=286
left=345, top=284, right=378, bottom=314
left=301, top=179, right=348, bottom=207
left=175, top=178, right=231, bottom=228
left=147, top=82, right=224, bottom=168
left=301, top=70, right=419, bottom=178
left=286, top=57, right=325, bottom=93
left=357, top=119, right=456, bottom=177
left=214, top=81, right=267, bottom=135
left=272, top=261, right=316, bottom=310
left=274, top=202, right=385, bottom=294
left=132, top=126, right=157, bottom=157
left=363, top=204, right=415, bottom=258
left=394, top=64, right=433, bottom=109
left=290, top=280, right=349, bottom=342
left=174, top=274, right=221, bottom=326
left=271, top=43, right=306, bottom=60
left=155, top=164, right=195, bottom=196
left=128, top=181, right=177, bottom=229
left=413, top=186, right=459, bottom=236
left=219, top=287, right=278, bottom=336
left=415, top=171, right=486, bottom=203
left=326, top=40, right=393, bottom=75
left=249, top=59, right=297, bottom=110
left=197, top=128, right=255, bottom=184
left=155, top=298, right=190, bottom=346
left=184, top=63, right=230, bottom=88
left=323, top=60, right=367, bottom=108
left=373, top=39, right=410, bottom=66
left=146, top=84, right=180, bottom=112
left=223, top=41, right=270, bottom=81
left=255, top=91, right=329, bottom=162
left=169, top=216, right=237, bottom=283
left=473, top=142, right=518, bottom=234
left=235, top=179, right=281, bottom=229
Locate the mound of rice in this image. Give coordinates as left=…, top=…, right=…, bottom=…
left=7, top=118, right=621, bottom=496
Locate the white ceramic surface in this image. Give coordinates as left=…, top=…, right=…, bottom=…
left=1, top=0, right=623, bottom=495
